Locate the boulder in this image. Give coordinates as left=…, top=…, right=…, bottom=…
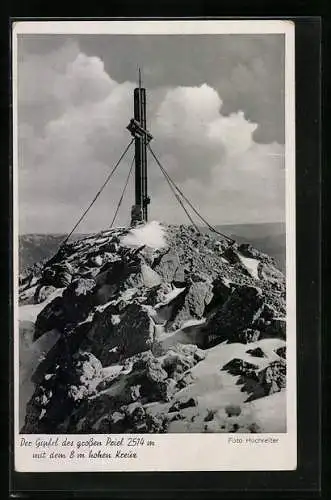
left=70, top=351, right=103, bottom=385
left=109, top=411, right=126, bottom=432
left=238, top=328, right=261, bottom=344
left=202, top=285, right=265, bottom=346
left=122, top=402, right=168, bottom=433
left=88, top=304, right=154, bottom=365
left=206, top=276, right=232, bottom=311
left=154, top=249, right=184, bottom=283
left=259, top=317, right=286, bottom=340
left=145, top=283, right=173, bottom=306
left=204, top=409, right=216, bottom=422
left=221, top=358, right=259, bottom=379
left=125, top=402, right=147, bottom=431
left=134, top=357, right=169, bottom=402
left=34, top=278, right=96, bottom=340
left=145, top=357, right=168, bottom=383
left=22, top=369, right=76, bottom=433
left=131, top=351, right=155, bottom=371
left=162, top=378, right=177, bottom=401
left=246, top=347, right=266, bottom=358
left=172, top=343, right=205, bottom=360
left=162, top=348, right=196, bottom=380
left=276, top=346, right=286, bottom=359
left=128, top=384, right=141, bottom=402
left=145, top=412, right=169, bottom=433
left=62, top=277, right=96, bottom=321
left=95, top=255, right=138, bottom=290
left=88, top=254, right=104, bottom=267
left=222, top=246, right=241, bottom=265
left=34, top=296, right=66, bottom=340
left=237, top=243, right=261, bottom=259
left=175, top=370, right=195, bottom=390
left=259, top=359, right=286, bottom=395
left=41, top=262, right=74, bottom=288
left=65, top=278, right=96, bottom=297
left=168, top=281, right=213, bottom=331
left=169, top=397, right=197, bottom=413
left=225, top=404, right=242, bottom=417
left=114, top=305, right=154, bottom=360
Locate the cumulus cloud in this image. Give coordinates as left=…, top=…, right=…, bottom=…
left=17, top=39, right=285, bottom=234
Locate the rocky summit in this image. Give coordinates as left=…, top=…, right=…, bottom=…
left=19, top=221, right=287, bottom=434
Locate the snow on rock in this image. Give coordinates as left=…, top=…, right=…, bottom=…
left=165, top=337, right=286, bottom=433
left=102, top=364, right=123, bottom=379
left=141, top=263, right=162, bottom=288
left=120, top=221, right=167, bottom=249
left=238, top=253, right=260, bottom=280
left=240, top=390, right=286, bottom=432
left=180, top=318, right=206, bottom=329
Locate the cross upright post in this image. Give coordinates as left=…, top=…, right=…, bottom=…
left=126, top=68, right=153, bottom=224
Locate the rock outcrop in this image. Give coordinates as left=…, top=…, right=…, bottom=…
left=19, top=222, right=286, bottom=433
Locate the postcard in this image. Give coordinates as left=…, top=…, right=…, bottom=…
left=13, top=19, right=296, bottom=472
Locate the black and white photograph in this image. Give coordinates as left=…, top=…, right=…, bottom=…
left=13, top=20, right=296, bottom=472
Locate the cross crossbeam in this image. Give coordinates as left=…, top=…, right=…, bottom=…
left=126, top=118, right=153, bottom=143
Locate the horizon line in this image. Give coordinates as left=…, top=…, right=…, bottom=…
left=18, top=220, right=286, bottom=236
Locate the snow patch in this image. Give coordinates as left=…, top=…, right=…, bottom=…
left=119, top=288, right=138, bottom=302
left=39, top=409, right=46, bottom=420
left=95, top=300, right=114, bottom=313
left=94, top=237, right=110, bottom=245
left=155, top=286, right=186, bottom=309
left=19, top=287, right=65, bottom=323
left=111, top=315, right=121, bottom=325
left=77, top=312, right=95, bottom=327
left=238, top=253, right=260, bottom=280
left=243, top=390, right=286, bottom=432
left=181, top=318, right=206, bottom=329
left=141, top=263, right=162, bottom=288
left=222, top=277, right=233, bottom=287
left=102, top=364, right=123, bottom=379
left=120, top=221, right=167, bottom=249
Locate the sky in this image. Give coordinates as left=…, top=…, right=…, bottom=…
left=17, top=33, right=285, bottom=234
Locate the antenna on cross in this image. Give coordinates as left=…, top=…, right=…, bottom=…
left=126, top=67, right=153, bottom=225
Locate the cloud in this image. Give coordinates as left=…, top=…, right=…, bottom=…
left=17, top=41, right=285, bottom=233
left=76, top=33, right=285, bottom=144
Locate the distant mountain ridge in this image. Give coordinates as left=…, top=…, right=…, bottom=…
left=19, top=222, right=285, bottom=274
left=19, top=234, right=87, bottom=273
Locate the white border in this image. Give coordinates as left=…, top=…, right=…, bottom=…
left=12, top=20, right=296, bottom=472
